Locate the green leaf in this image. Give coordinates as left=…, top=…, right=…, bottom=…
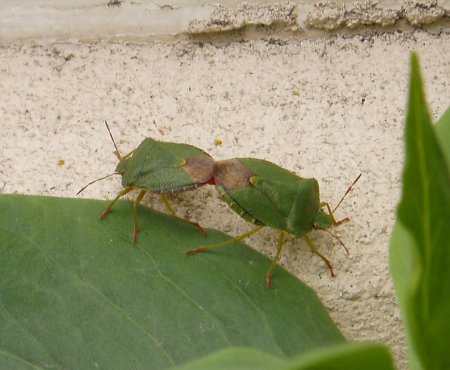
left=170, top=347, right=286, bottom=370
left=171, top=342, right=395, bottom=370
left=0, top=194, right=344, bottom=370
left=435, top=105, right=450, bottom=168
left=390, top=53, right=450, bottom=370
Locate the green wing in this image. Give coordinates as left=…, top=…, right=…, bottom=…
left=225, top=180, right=292, bottom=231
left=117, top=139, right=212, bottom=192
left=222, top=158, right=320, bottom=237
left=216, top=186, right=264, bottom=226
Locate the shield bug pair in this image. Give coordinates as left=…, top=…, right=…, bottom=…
left=77, top=122, right=214, bottom=242
left=186, top=158, right=361, bottom=288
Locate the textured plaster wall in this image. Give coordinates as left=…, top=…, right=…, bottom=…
left=1, top=1, right=449, bottom=370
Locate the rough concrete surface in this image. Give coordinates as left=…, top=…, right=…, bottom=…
left=0, top=1, right=449, bottom=41
left=1, top=2, right=450, bottom=370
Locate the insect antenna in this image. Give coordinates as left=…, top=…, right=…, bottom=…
left=104, top=120, right=122, bottom=160
left=332, top=173, right=362, bottom=214
left=76, top=172, right=121, bottom=195
left=317, top=227, right=350, bottom=255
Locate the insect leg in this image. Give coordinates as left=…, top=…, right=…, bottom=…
left=132, top=190, right=147, bottom=243
left=161, top=193, right=176, bottom=216
left=303, top=235, right=336, bottom=277
left=161, top=194, right=208, bottom=237
left=319, top=202, right=350, bottom=226
left=266, top=231, right=286, bottom=288
left=186, top=226, right=264, bottom=255
left=100, top=186, right=134, bottom=220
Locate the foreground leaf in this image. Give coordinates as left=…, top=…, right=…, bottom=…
left=390, top=54, right=450, bottom=370
left=172, top=342, right=394, bottom=370
left=171, top=347, right=286, bottom=370
left=0, top=195, right=344, bottom=370
left=435, top=105, right=450, bottom=167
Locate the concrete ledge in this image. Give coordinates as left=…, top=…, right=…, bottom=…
left=302, top=0, right=448, bottom=30
left=0, top=0, right=448, bottom=43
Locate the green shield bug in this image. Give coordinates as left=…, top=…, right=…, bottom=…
left=186, top=158, right=361, bottom=288
left=77, top=122, right=215, bottom=242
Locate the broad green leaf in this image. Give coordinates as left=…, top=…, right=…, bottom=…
left=0, top=194, right=344, bottom=370
left=390, top=53, right=450, bottom=370
left=172, top=342, right=395, bottom=370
